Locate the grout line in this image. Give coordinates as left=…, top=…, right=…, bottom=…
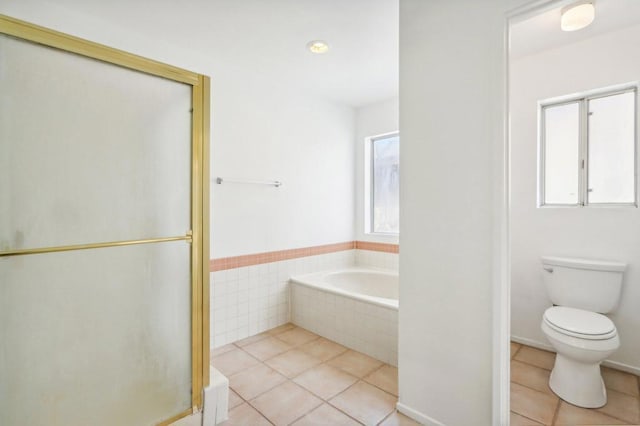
left=286, top=406, right=320, bottom=425
left=252, top=403, right=276, bottom=426
left=327, top=379, right=393, bottom=425
left=327, top=379, right=363, bottom=404
left=226, top=398, right=274, bottom=425
left=601, top=383, right=640, bottom=398
left=232, top=332, right=271, bottom=348
left=362, top=364, right=399, bottom=397
left=244, top=398, right=277, bottom=426
left=511, top=349, right=554, bottom=371
left=267, top=354, right=323, bottom=380
left=513, top=377, right=640, bottom=426
left=266, top=323, right=297, bottom=337
left=324, top=381, right=368, bottom=425
left=275, top=381, right=324, bottom=425
left=591, top=405, right=636, bottom=425
left=230, top=388, right=245, bottom=403
left=511, top=341, right=522, bottom=360
left=637, top=388, right=640, bottom=426
left=272, top=334, right=321, bottom=348
left=232, top=338, right=332, bottom=422
left=510, top=411, right=544, bottom=425
left=377, top=410, right=395, bottom=426
left=550, top=397, right=562, bottom=425
left=226, top=324, right=396, bottom=426
left=511, top=380, right=553, bottom=396
left=234, top=343, right=269, bottom=364
left=228, top=372, right=286, bottom=403
left=609, top=388, right=640, bottom=397
left=367, top=362, right=387, bottom=376
left=590, top=394, right=640, bottom=425
left=512, top=342, right=640, bottom=426
left=219, top=347, right=288, bottom=404
left=310, top=341, right=350, bottom=364
left=320, top=391, right=366, bottom=426
left=290, top=358, right=364, bottom=425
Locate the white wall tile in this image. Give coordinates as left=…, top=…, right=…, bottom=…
left=354, top=249, right=398, bottom=271
left=290, top=280, right=398, bottom=365
left=211, top=248, right=398, bottom=349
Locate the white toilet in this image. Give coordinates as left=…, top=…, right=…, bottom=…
left=540, top=256, right=625, bottom=408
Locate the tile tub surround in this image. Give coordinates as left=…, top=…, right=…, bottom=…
left=210, top=242, right=399, bottom=348
left=211, top=324, right=419, bottom=426
left=211, top=250, right=354, bottom=348
left=510, top=342, right=640, bottom=425
left=290, top=279, right=398, bottom=366
left=354, top=249, right=399, bottom=272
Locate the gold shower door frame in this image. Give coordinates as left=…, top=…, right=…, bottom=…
left=0, top=15, right=210, bottom=425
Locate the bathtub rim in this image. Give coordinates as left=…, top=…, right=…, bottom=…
left=289, top=267, right=399, bottom=311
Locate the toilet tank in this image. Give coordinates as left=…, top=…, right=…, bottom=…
left=541, top=256, right=626, bottom=313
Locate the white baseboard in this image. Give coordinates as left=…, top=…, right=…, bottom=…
left=602, top=359, right=640, bottom=376
left=396, top=402, right=446, bottom=426
left=511, top=335, right=640, bottom=376
left=510, top=335, right=554, bottom=352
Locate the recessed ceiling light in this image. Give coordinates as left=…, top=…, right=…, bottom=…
left=307, top=40, right=329, bottom=54
left=561, top=1, right=595, bottom=32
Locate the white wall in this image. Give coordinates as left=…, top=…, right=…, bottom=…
left=212, top=81, right=355, bottom=257
left=399, top=0, right=527, bottom=424
left=0, top=1, right=356, bottom=260
left=510, top=24, right=640, bottom=373
left=355, top=97, right=400, bottom=244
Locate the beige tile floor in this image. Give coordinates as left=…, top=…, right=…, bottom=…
left=212, top=323, right=420, bottom=426
left=511, top=342, right=640, bottom=425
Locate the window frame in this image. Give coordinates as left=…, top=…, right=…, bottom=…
left=538, top=83, right=639, bottom=208
left=365, top=131, right=400, bottom=235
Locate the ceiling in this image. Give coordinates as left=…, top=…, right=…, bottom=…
left=42, top=0, right=399, bottom=108
left=511, top=0, right=640, bottom=59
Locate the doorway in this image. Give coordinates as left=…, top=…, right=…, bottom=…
left=507, top=1, right=640, bottom=424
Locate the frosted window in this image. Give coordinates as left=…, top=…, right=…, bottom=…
left=372, top=135, right=399, bottom=233
left=587, top=92, right=636, bottom=204
left=0, top=241, right=192, bottom=426
left=539, top=87, right=637, bottom=207
left=0, top=34, right=192, bottom=251
left=543, top=102, right=580, bottom=205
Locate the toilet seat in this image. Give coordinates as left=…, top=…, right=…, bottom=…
left=543, top=306, right=617, bottom=340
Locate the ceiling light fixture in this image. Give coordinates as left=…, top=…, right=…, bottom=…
left=307, top=40, right=329, bottom=54
left=560, top=1, right=595, bottom=32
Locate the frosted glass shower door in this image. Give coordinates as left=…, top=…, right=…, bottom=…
left=0, top=34, right=192, bottom=250
left=0, top=21, right=207, bottom=426
left=0, top=243, right=192, bottom=426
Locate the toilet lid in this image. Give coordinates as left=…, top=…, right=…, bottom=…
left=543, top=306, right=617, bottom=340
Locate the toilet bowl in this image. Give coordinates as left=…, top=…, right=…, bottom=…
left=541, top=306, right=619, bottom=408
left=540, top=256, right=625, bottom=407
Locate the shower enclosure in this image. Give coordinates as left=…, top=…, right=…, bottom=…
left=0, top=15, right=209, bottom=426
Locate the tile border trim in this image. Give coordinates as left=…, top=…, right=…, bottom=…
left=355, top=240, right=399, bottom=253
left=210, top=241, right=399, bottom=271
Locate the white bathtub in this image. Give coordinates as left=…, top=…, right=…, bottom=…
left=290, top=267, right=398, bottom=365
left=292, top=268, right=398, bottom=309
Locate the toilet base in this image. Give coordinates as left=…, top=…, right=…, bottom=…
left=549, top=353, right=607, bottom=408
